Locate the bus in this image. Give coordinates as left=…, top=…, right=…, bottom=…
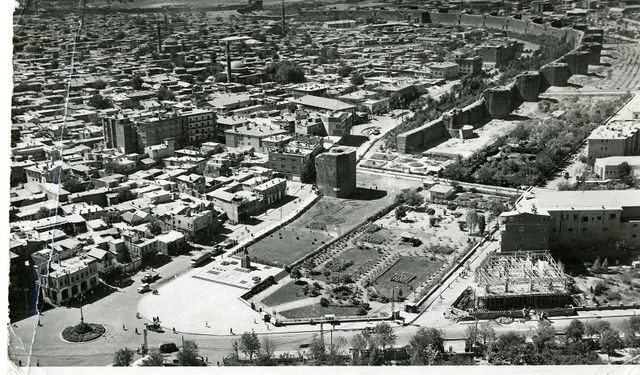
left=190, top=250, right=213, bottom=267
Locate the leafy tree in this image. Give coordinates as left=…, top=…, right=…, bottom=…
left=177, top=340, right=201, bottom=366
left=140, top=351, right=164, bottom=366
left=623, top=316, right=640, bottom=348
left=491, top=331, right=535, bottom=365
left=239, top=331, right=261, bottom=362
left=533, top=321, right=556, bottom=351
left=118, top=188, right=136, bottom=203
left=329, top=336, right=348, bottom=364
left=131, top=74, right=144, bottom=90
left=89, top=94, right=112, bottom=109
left=148, top=220, right=163, bottom=236
left=464, top=324, right=480, bottom=349
left=407, top=327, right=445, bottom=365
left=394, top=189, right=424, bottom=207
left=466, top=209, right=479, bottom=234
left=92, top=79, right=107, bottom=89
left=337, top=64, right=352, bottom=78
left=256, top=336, right=277, bottom=366
left=35, top=206, right=53, bottom=220
left=100, top=210, right=122, bottom=224
left=590, top=257, right=602, bottom=273
left=350, top=72, right=365, bottom=86
left=395, top=205, right=409, bottom=220
left=479, top=322, right=496, bottom=358
left=157, top=86, right=176, bottom=101
left=308, top=336, right=326, bottom=363
left=585, top=320, right=611, bottom=338
left=477, top=214, right=486, bottom=235
left=602, top=258, right=609, bottom=270
left=61, top=175, right=85, bottom=194
left=265, top=61, right=305, bottom=84
left=113, top=347, right=135, bottom=366
left=373, top=322, right=396, bottom=353
left=566, top=319, right=585, bottom=343
left=599, top=329, right=622, bottom=359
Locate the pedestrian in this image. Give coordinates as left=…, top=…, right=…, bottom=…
left=37, top=320, right=41, bottom=327
left=36, top=360, right=40, bottom=367
left=18, top=360, right=22, bottom=367
left=123, top=324, right=126, bottom=330
left=254, top=318, right=257, bottom=324
left=205, top=356, right=208, bottom=363
left=135, top=328, right=138, bottom=335
left=173, top=327, right=176, bottom=333
left=205, top=321, right=208, bottom=327
left=217, top=361, right=220, bottom=366
left=230, top=328, right=233, bottom=335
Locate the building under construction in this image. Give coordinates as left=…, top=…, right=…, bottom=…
left=474, top=251, right=570, bottom=310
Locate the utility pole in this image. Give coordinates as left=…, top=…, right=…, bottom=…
left=320, top=323, right=324, bottom=352
left=143, top=329, right=148, bottom=354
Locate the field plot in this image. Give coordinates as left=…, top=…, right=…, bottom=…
left=279, top=304, right=363, bottom=319
left=371, top=256, right=445, bottom=300
left=261, top=281, right=309, bottom=307
left=292, top=195, right=393, bottom=235
left=315, top=246, right=384, bottom=284
left=246, top=227, right=333, bottom=267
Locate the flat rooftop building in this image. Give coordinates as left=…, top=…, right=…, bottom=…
left=500, top=188, right=640, bottom=255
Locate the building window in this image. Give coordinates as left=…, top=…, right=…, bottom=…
left=573, top=214, right=578, bottom=220
left=568, top=228, right=573, bottom=232
left=610, top=214, right=616, bottom=219
left=519, top=227, right=524, bottom=232
left=582, top=217, right=588, bottom=222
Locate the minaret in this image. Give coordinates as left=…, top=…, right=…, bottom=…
left=281, top=0, right=286, bottom=36
left=226, top=41, right=232, bottom=83
left=156, top=17, right=162, bottom=54
left=164, top=10, right=168, bottom=31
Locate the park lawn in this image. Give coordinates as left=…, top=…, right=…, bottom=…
left=293, top=196, right=393, bottom=234
left=279, top=304, right=362, bottom=319
left=247, top=227, right=333, bottom=267
left=261, top=281, right=310, bottom=307
left=372, top=256, right=445, bottom=300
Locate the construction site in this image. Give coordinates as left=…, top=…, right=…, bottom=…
left=473, top=251, right=570, bottom=311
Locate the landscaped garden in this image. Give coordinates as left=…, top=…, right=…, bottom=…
left=370, top=256, right=445, bottom=301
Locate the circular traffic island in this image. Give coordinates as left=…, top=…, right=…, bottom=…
left=62, top=322, right=106, bottom=343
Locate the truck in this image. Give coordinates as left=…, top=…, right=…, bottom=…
left=190, top=250, right=213, bottom=267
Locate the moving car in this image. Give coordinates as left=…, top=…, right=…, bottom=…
left=137, top=283, right=151, bottom=293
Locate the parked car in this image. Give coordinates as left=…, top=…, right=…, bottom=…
left=137, top=283, right=151, bottom=293
left=159, top=343, right=179, bottom=354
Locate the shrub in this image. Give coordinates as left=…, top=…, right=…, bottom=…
left=593, top=281, right=608, bottom=296
left=320, top=297, right=330, bottom=307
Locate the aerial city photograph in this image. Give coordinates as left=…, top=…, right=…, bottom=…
left=5, top=0, right=640, bottom=371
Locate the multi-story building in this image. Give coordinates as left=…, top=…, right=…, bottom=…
left=34, top=250, right=100, bottom=305
left=224, top=122, right=289, bottom=153
left=268, top=136, right=324, bottom=182
left=500, top=189, right=640, bottom=254
left=455, top=56, right=483, bottom=76
left=182, top=108, right=217, bottom=146
left=430, top=62, right=460, bottom=80
left=586, top=120, right=640, bottom=162
left=209, top=177, right=286, bottom=224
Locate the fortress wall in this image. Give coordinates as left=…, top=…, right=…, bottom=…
left=460, top=14, right=485, bottom=28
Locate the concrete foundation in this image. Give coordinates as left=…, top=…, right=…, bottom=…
left=540, top=63, right=571, bottom=87
left=516, top=71, right=541, bottom=102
